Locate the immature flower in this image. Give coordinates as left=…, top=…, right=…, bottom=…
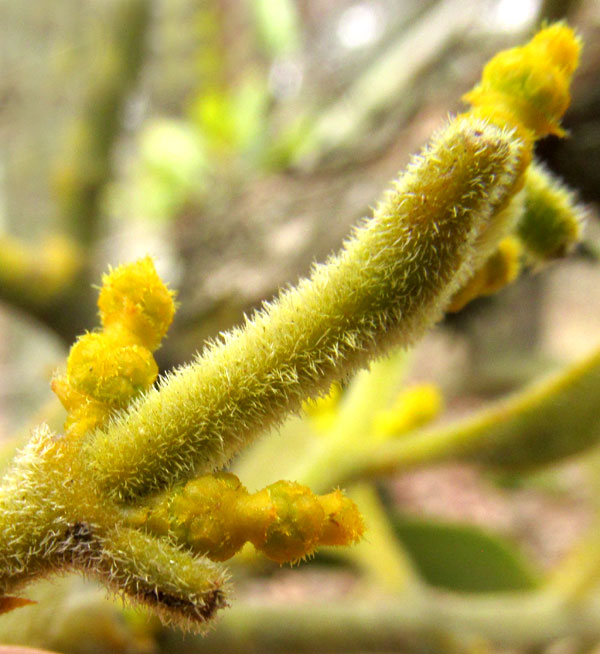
left=448, top=236, right=522, bottom=312
left=52, top=256, right=176, bottom=438
left=98, top=256, right=176, bottom=350
left=451, top=23, right=583, bottom=309
left=517, top=162, right=585, bottom=261
left=132, top=473, right=364, bottom=564
left=464, top=23, right=581, bottom=139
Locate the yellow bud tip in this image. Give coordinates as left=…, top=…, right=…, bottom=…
left=257, top=482, right=363, bottom=563
left=98, top=256, right=176, bottom=351
left=531, top=22, right=581, bottom=76
left=463, top=23, right=581, bottom=139
left=317, top=489, right=364, bottom=546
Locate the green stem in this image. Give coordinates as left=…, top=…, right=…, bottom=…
left=52, top=0, right=151, bottom=247
left=0, top=427, right=229, bottom=630
left=287, top=353, right=409, bottom=490
left=335, top=483, right=421, bottom=593
left=86, top=118, right=526, bottom=502
left=338, top=345, right=600, bottom=484
left=163, top=589, right=600, bottom=653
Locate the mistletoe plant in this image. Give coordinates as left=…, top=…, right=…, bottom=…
left=0, top=23, right=586, bottom=632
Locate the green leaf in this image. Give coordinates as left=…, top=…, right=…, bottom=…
left=132, top=119, right=207, bottom=221
left=250, top=0, right=301, bottom=56
left=231, top=74, right=269, bottom=153
left=392, top=516, right=540, bottom=593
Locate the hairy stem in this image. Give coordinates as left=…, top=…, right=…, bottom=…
left=86, top=118, right=527, bottom=501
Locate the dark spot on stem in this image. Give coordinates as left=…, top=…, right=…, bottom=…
left=65, top=521, right=94, bottom=543
left=61, top=521, right=101, bottom=563
left=142, top=587, right=227, bottom=622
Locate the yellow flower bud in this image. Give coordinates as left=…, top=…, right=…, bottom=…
left=517, top=162, right=585, bottom=261
left=98, top=256, right=176, bottom=351
left=133, top=474, right=363, bottom=565
left=463, top=23, right=581, bottom=139
left=373, top=383, right=444, bottom=438
left=67, top=333, right=158, bottom=405
left=448, top=236, right=522, bottom=311
left=52, top=257, right=175, bottom=439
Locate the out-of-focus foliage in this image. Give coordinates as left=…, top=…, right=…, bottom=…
left=392, top=516, right=540, bottom=592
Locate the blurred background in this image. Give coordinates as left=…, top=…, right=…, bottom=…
left=0, top=0, right=599, bottom=652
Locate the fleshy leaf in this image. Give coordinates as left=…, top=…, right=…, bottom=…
left=393, top=516, right=539, bottom=593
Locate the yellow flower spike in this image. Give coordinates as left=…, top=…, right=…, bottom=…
left=133, top=474, right=363, bottom=565
left=51, top=375, right=86, bottom=412
left=135, top=473, right=276, bottom=563
left=448, top=236, right=522, bottom=312
left=98, top=256, right=176, bottom=351
left=463, top=23, right=581, bottom=140
left=373, top=383, right=444, bottom=438
left=51, top=376, right=108, bottom=438
left=172, top=474, right=261, bottom=562
left=63, top=400, right=113, bottom=440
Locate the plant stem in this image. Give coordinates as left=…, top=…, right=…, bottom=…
left=338, top=345, right=600, bottom=484
left=86, top=118, right=526, bottom=502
